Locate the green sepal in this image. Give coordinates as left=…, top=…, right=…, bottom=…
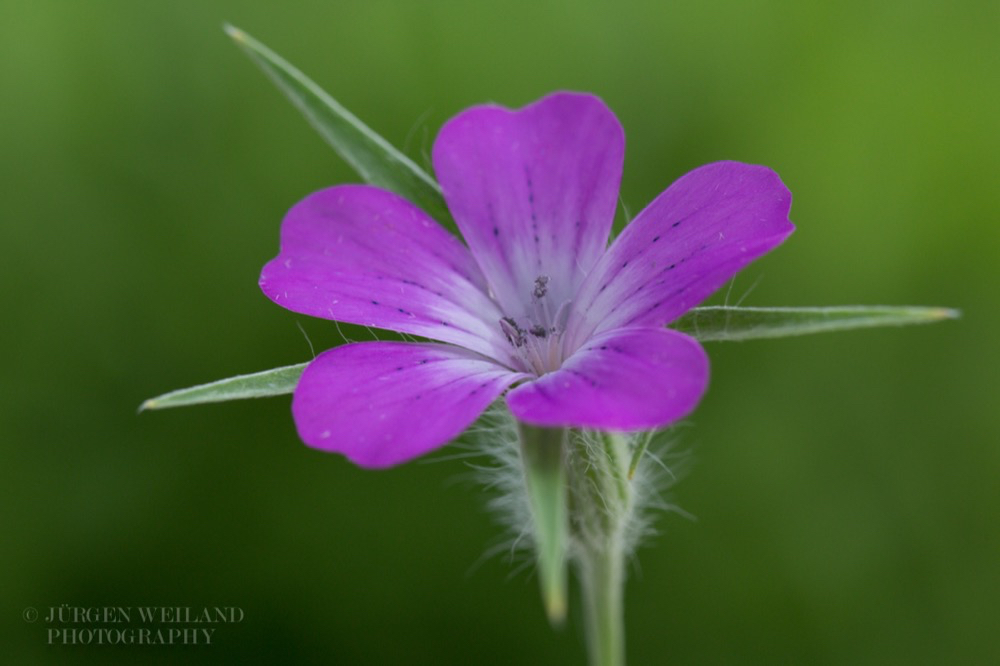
left=672, top=305, right=959, bottom=342
left=518, top=424, right=570, bottom=626
left=141, top=305, right=957, bottom=411
left=224, top=25, right=455, bottom=228
left=140, top=362, right=308, bottom=411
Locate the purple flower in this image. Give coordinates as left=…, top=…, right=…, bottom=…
left=260, top=92, right=793, bottom=468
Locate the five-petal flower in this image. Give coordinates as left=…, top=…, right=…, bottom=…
left=260, top=92, right=794, bottom=467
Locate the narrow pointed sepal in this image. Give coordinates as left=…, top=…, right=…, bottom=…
left=224, top=25, right=454, bottom=228
left=672, top=305, right=960, bottom=342
left=518, top=423, right=570, bottom=625
left=140, top=362, right=308, bottom=411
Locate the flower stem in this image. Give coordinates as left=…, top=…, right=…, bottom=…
left=579, top=540, right=625, bottom=666
left=568, top=432, right=632, bottom=666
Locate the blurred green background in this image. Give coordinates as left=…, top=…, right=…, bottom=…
left=3, top=0, right=997, bottom=664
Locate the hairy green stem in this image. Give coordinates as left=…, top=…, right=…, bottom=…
left=579, top=540, right=625, bottom=666
left=569, top=432, right=632, bottom=666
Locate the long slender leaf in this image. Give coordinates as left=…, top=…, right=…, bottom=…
left=141, top=362, right=308, bottom=411
left=672, top=305, right=959, bottom=342
left=225, top=25, right=454, bottom=227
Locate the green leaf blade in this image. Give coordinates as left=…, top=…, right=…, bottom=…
left=140, top=362, right=309, bottom=411
left=224, top=24, right=454, bottom=227
left=672, top=305, right=959, bottom=342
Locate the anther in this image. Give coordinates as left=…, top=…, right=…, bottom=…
left=533, top=275, right=550, bottom=299
left=500, top=317, right=526, bottom=347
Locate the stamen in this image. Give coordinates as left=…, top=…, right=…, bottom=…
left=552, top=300, right=571, bottom=331
left=498, top=278, right=576, bottom=375
left=496, top=279, right=579, bottom=375
left=500, top=317, right=525, bottom=347
left=531, top=275, right=555, bottom=331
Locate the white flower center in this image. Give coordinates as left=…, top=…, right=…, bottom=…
left=499, top=276, right=571, bottom=376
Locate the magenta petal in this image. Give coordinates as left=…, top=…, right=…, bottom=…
left=260, top=185, right=507, bottom=359
left=506, top=327, right=708, bottom=430
left=293, top=342, right=528, bottom=468
left=568, top=162, right=794, bottom=345
left=432, top=92, right=624, bottom=316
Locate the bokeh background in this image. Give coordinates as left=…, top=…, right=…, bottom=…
left=3, top=1, right=997, bottom=664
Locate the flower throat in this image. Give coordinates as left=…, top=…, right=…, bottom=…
left=499, top=276, right=572, bottom=376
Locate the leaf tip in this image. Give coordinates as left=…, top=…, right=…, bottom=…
left=138, top=399, right=156, bottom=413
left=931, top=307, right=961, bottom=321
left=223, top=23, right=246, bottom=43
